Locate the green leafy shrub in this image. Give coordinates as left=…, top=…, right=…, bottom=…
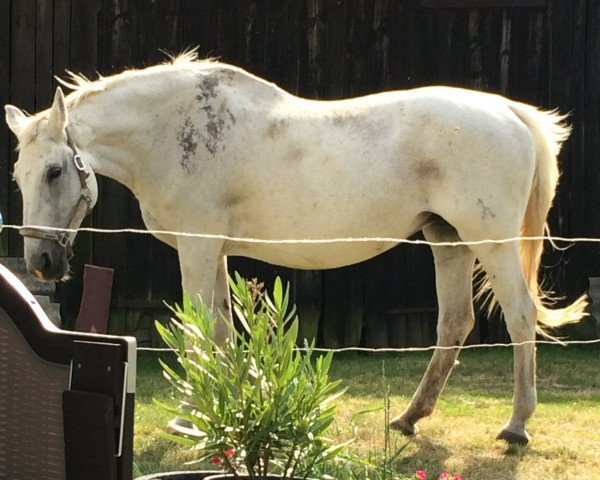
left=156, top=273, right=347, bottom=479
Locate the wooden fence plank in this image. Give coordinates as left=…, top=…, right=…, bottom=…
left=35, top=0, right=55, bottom=109
left=390, top=1, right=418, bottom=88
left=71, top=0, right=99, bottom=77
left=364, top=248, right=404, bottom=348
left=239, top=0, right=259, bottom=66
left=9, top=0, right=36, bottom=257
left=584, top=0, right=600, bottom=277
left=181, top=0, right=216, bottom=58
left=478, top=7, right=503, bottom=92
left=0, top=0, right=10, bottom=256
left=293, top=270, right=322, bottom=345
left=564, top=0, right=589, bottom=300
left=324, top=0, right=346, bottom=98
left=321, top=265, right=364, bottom=347
left=285, top=0, right=302, bottom=93
left=264, top=0, right=292, bottom=86
left=216, top=0, right=240, bottom=63
left=437, top=8, right=467, bottom=86
left=345, top=0, right=371, bottom=96
left=53, top=0, right=72, bottom=80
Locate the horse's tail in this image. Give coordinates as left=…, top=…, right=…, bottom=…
left=476, top=102, right=587, bottom=335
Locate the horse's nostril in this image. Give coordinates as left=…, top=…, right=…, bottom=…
left=41, top=252, right=52, bottom=273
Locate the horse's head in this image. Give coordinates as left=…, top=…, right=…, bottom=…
left=4, top=87, right=98, bottom=281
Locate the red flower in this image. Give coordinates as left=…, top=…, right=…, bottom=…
left=438, top=473, right=461, bottom=480
left=211, top=457, right=222, bottom=465
left=224, top=448, right=235, bottom=459
left=416, top=470, right=427, bottom=480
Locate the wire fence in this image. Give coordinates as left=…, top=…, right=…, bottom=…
left=136, top=338, right=600, bottom=354
left=4, top=224, right=600, bottom=247
left=3, top=223, right=599, bottom=354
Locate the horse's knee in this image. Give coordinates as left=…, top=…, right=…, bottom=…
left=436, top=308, right=475, bottom=343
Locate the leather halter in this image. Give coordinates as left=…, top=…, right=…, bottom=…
left=19, top=127, right=93, bottom=259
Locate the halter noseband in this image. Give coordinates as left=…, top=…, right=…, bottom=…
left=19, top=127, right=94, bottom=259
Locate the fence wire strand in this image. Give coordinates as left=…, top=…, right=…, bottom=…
left=135, top=338, right=600, bottom=354
left=4, top=223, right=600, bottom=247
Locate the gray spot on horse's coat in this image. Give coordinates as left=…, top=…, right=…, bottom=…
left=416, top=159, right=441, bottom=180
left=202, top=102, right=236, bottom=155
left=266, top=119, right=288, bottom=139
left=195, top=75, right=220, bottom=104
left=221, top=192, right=245, bottom=208
left=477, top=198, right=496, bottom=220
left=189, top=87, right=237, bottom=155
left=203, top=106, right=225, bottom=154
left=216, top=68, right=236, bottom=85
left=287, top=146, right=304, bottom=162
left=177, top=117, right=200, bottom=173
left=226, top=108, right=237, bottom=125
left=331, top=115, right=344, bottom=126
left=329, top=113, right=362, bottom=129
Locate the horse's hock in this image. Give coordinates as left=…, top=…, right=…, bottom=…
left=0, top=257, right=61, bottom=326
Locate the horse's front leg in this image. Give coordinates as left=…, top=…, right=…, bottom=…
left=177, top=238, right=232, bottom=343
left=167, top=238, right=230, bottom=433
left=391, top=220, right=476, bottom=435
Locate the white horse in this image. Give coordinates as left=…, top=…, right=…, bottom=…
left=5, top=52, right=586, bottom=444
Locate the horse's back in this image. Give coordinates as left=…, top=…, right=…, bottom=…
left=228, top=84, right=535, bottom=227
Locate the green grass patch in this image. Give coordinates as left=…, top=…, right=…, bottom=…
left=134, top=344, right=600, bottom=479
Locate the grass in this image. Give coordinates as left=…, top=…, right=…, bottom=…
left=134, top=344, right=600, bottom=479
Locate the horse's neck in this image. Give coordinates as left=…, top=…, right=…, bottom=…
left=68, top=78, right=182, bottom=193
left=67, top=65, right=288, bottom=193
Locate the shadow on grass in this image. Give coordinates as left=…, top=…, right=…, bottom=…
left=400, top=438, right=526, bottom=480
left=397, top=437, right=452, bottom=478
left=459, top=446, right=524, bottom=480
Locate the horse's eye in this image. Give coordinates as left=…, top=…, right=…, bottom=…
left=47, top=166, right=62, bottom=182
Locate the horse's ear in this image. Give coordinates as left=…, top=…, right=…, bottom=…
left=47, top=87, right=68, bottom=134
left=4, top=105, right=27, bottom=137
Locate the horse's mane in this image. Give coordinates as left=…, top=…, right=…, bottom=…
left=59, top=49, right=210, bottom=105
left=17, top=50, right=213, bottom=147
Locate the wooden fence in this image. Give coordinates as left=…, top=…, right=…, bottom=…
left=1, top=0, right=599, bottom=346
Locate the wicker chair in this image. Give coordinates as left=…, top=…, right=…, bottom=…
left=0, top=264, right=136, bottom=480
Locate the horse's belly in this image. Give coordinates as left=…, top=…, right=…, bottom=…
left=225, top=241, right=399, bottom=269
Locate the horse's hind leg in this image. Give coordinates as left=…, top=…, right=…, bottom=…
left=391, top=219, right=476, bottom=436
left=470, top=242, right=537, bottom=444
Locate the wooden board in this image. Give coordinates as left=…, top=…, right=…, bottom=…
left=3, top=0, right=599, bottom=346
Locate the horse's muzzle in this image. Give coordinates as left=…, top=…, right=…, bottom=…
left=26, top=245, right=69, bottom=282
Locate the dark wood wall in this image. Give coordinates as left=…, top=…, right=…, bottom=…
left=1, top=0, right=599, bottom=346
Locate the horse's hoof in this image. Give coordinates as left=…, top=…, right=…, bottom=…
left=166, top=417, right=197, bottom=435
left=496, top=428, right=530, bottom=445
left=390, top=416, right=419, bottom=436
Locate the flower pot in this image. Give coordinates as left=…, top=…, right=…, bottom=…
left=136, top=470, right=224, bottom=480
left=205, top=475, right=308, bottom=480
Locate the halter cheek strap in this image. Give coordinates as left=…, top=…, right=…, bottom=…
left=19, top=127, right=94, bottom=259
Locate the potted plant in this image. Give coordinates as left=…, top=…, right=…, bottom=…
left=153, top=274, right=348, bottom=480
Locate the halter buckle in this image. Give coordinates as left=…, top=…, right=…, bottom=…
left=57, top=232, right=70, bottom=248
left=74, top=154, right=86, bottom=172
